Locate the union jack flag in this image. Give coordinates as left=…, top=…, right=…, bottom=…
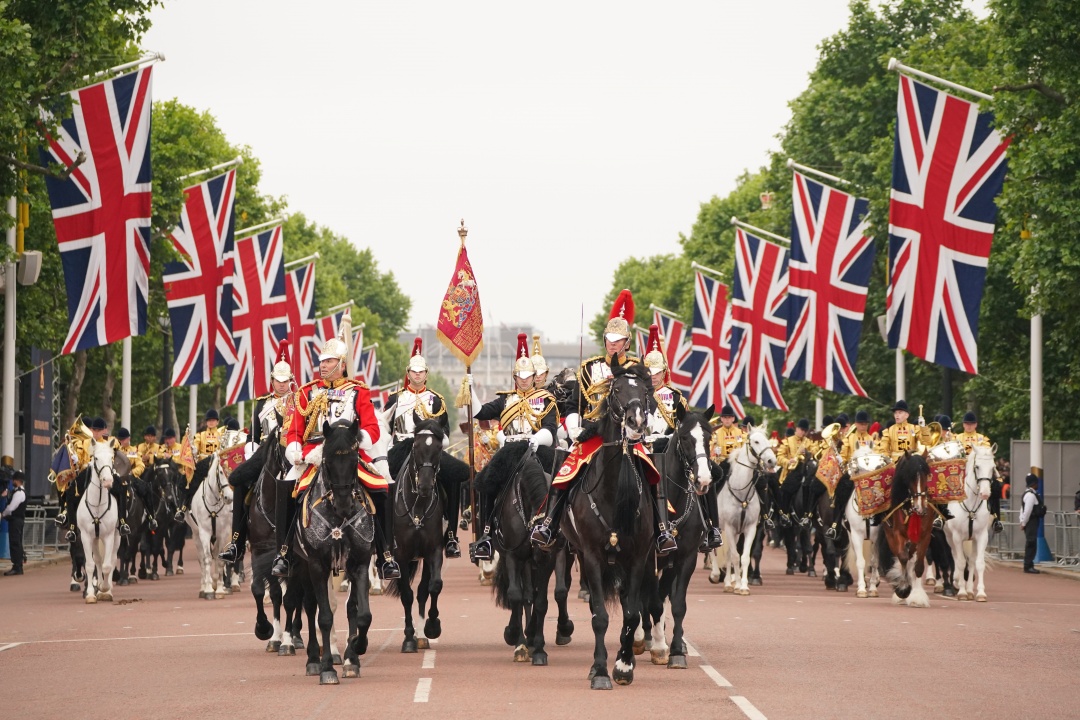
left=356, top=344, right=379, bottom=387
left=225, top=226, right=287, bottom=404
left=349, top=325, right=365, bottom=378
left=784, top=171, right=875, bottom=396
left=306, top=310, right=345, bottom=383
left=886, top=75, right=1009, bottom=374
left=728, top=229, right=790, bottom=411
left=652, top=307, right=694, bottom=394
left=163, top=170, right=238, bottom=385
left=39, top=67, right=153, bottom=355
left=683, top=271, right=743, bottom=415
left=634, top=326, right=649, bottom=359
left=285, top=262, right=316, bottom=388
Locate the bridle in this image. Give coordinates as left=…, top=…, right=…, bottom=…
left=396, top=429, right=440, bottom=528
left=85, top=450, right=115, bottom=538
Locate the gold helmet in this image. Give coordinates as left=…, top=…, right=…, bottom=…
left=603, top=289, right=634, bottom=342
left=319, top=336, right=348, bottom=362
left=270, top=337, right=294, bottom=382
left=531, top=334, right=548, bottom=376
left=407, top=337, right=428, bottom=373
left=513, top=333, right=534, bottom=379
left=642, top=323, right=666, bottom=376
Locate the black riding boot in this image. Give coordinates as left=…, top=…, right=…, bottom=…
left=114, top=482, right=131, bottom=536
left=219, top=480, right=249, bottom=563
left=442, top=478, right=461, bottom=559
left=55, top=485, right=71, bottom=527
left=932, top=503, right=954, bottom=529
left=271, top=479, right=294, bottom=578
left=374, top=491, right=401, bottom=580
left=652, top=483, right=677, bottom=556
left=175, top=480, right=198, bottom=521
left=989, top=479, right=1004, bottom=533
left=702, top=485, right=723, bottom=550
left=468, top=492, right=497, bottom=562
left=63, top=485, right=80, bottom=541
left=529, top=486, right=570, bottom=550
left=459, top=483, right=473, bottom=530
left=755, top=473, right=775, bottom=529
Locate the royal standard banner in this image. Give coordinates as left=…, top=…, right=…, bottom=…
left=436, top=243, right=484, bottom=365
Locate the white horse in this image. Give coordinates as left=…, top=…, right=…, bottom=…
left=716, top=426, right=777, bottom=595
left=945, top=444, right=996, bottom=602
left=77, top=440, right=122, bottom=604
left=844, top=447, right=880, bottom=599
left=188, top=452, right=236, bottom=599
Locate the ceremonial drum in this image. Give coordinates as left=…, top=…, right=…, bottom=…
left=927, top=440, right=965, bottom=462
left=815, top=451, right=842, bottom=497
left=849, top=453, right=894, bottom=517
left=927, top=457, right=967, bottom=503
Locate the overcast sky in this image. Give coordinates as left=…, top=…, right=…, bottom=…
left=143, top=2, right=909, bottom=345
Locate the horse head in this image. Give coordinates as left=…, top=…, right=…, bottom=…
left=743, top=424, right=778, bottom=474
left=410, top=419, right=444, bottom=499
left=322, top=419, right=361, bottom=516
left=605, top=358, right=650, bottom=441
left=673, top=404, right=714, bottom=494
left=894, top=451, right=931, bottom=516
left=969, top=444, right=995, bottom=500
left=89, top=438, right=116, bottom=490
left=548, top=367, right=579, bottom=415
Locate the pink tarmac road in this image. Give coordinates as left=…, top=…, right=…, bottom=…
left=0, top=545, right=1077, bottom=720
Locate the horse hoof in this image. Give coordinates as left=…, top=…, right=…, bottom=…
left=342, top=663, right=360, bottom=679
left=869, top=589, right=879, bottom=598
left=97, top=592, right=113, bottom=602
left=531, top=651, right=548, bottom=667
left=416, top=638, right=430, bottom=650
left=667, top=655, right=687, bottom=669
left=117, top=577, right=128, bottom=587
left=591, top=675, right=613, bottom=690
left=632, top=639, right=645, bottom=656
left=749, top=577, right=762, bottom=586
left=278, top=645, right=295, bottom=656
left=368, top=587, right=382, bottom=596
left=176, top=567, right=184, bottom=575
left=943, top=587, right=957, bottom=598
left=736, top=587, right=750, bottom=596
left=402, top=639, right=418, bottom=654
left=266, top=640, right=281, bottom=652
left=613, top=665, right=634, bottom=686
left=856, top=589, right=868, bottom=598
left=514, top=644, right=530, bottom=662
left=138, top=568, right=148, bottom=580
left=151, top=572, right=159, bottom=581
left=331, top=653, right=342, bottom=665
left=837, top=584, right=848, bottom=592
left=70, top=583, right=82, bottom=592
left=723, top=586, right=734, bottom=594
left=577, top=588, right=589, bottom=600
left=975, top=593, right=987, bottom=602
left=651, top=651, right=669, bottom=665
left=424, top=618, right=442, bottom=639
left=807, top=570, right=817, bottom=578
left=708, top=574, right=721, bottom=584
left=320, top=669, right=341, bottom=684
left=305, top=662, right=320, bottom=676
left=255, top=620, right=274, bottom=641
left=786, top=567, right=795, bottom=575
left=165, top=569, right=174, bottom=577
left=128, top=576, right=138, bottom=584
left=85, top=595, right=98, bottom=604
left=556, top=633, right=572, bottom=646
left=479, top=576, right=493, bottom=587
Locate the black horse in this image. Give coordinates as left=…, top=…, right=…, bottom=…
left=137, top=462, right=172, bottom=581
left=385, top=419, right=463, bottom=653
left=559, top=358, right=655, bottom=690
left=780, top=456, right=818, bottom=576
left=812, top=474, right=855, bottom=591
left=480, top=441, right=574, bottom=666
left=641, top=405, right=713, bottom=669
left=115, top=473, right=147, bottom=586
left=291, top=419, right=375, bottom=684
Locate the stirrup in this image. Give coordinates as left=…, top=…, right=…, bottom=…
left=55, top=512, right=68, bottom=526
left=379, top=553, right=401, bottom=580
left=469, top=534, right=493, bottom=562
left=932, top=516, right=944, bottom=530
left=460, top=506, right=473, bottom=529
left=445, top=535, right=461, bottom=559
left=119, top=522, right=131, bottom=537
left=707, top=527, right=723, bottom=549
left=148, top=517, right=159, bottom=530
left=66, top=528, right=77, bottom=542
left=218, top=543, right=239, bottom=563
left=173, top=507, right=186, bottom=522
left=271, top=551, right=290, bottom=578
left=992, top=519, right=1003, bottom=534
left=656, top=530, right=677, bottom=556
left=529, top=522, right=556, bottom=551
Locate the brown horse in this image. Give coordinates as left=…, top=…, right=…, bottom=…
left=876, top=452, right=934, bottom=607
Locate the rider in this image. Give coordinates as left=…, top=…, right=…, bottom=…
left=956, top=411, right=1002, bottom=533
left=529, top=290, right=678, bottom=556
left=468, top=333, right=558, bottom=562
left=137, top=426, right=160, bottom=466
left=274, top=332, right=399, bottom=580
left=115, top=427, right=156, bottom=531
left=53, top=417, right=95, bottom=542
left=193, top=409, right=223, bottom=461
left=711, top=404, right=752, bottom=525
left=775, top=418, right=817, bottom=527
left=219, top=342, right=295, bottom=564
left=384, top=338, right=462, bottom=559
left=531, top=334, right=549, bottom=391
left=874, top=400, right=952, bottom=525
left=840, top=410, right=876, bottom=465
left=156, top=428, right=181, bottom=461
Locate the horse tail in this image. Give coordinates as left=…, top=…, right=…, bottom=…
left=492, top=553, right=512, bottom=610
left=381, top=561, right=420, bottom=599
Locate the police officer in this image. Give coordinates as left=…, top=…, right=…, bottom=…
left=194, top=409, right=223, bottom=460
left=468, top=334, right=558, bottom=561
left=956, top=411, right=1002, bottom=532
left=384, top=338, right=461, bottom=558
left=2, top=470, right=26, bottom=575
left=220, top=347, right=295, bottom=563
left=1020, top=474, right=1043, bottom=573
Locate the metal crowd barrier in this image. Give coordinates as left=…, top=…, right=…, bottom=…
left=22, top=505, right=48, bottom=561
left=1051, top=511, right=1080, bottom=567
left=989, top=508, right=1024, bottom=560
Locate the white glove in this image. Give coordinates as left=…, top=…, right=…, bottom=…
left=357, top=429, right=372, bottom=451
left=557, top=426, right=569, bottom=443
left=470, top=394, right=481, bottom=416
left=529, top=429, right=553, bottom=450
left=496, top=431, right=507, bottom=448
left=568, top=426, right=583, bottom=442
left=285, top=441, right=304, bottom=466
left=305, top=444, right=324, bottom=467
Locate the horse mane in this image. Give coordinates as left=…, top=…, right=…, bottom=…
left=323, top=419, right=357, bottom=455
left=891, top=452, right=930, bottom=506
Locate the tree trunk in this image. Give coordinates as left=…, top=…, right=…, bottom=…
left=62, top=350, right=88, bottom=429
left=101, top=344, right=116, bottom=429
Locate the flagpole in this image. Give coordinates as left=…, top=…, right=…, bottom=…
left=2, top=197, right=15, bottom=464
left=690, top=261, right=726, bottom=280
left=456, top=221, right=479, bottom=546
left=730, top=217, right=791, bottom=247
left=326, top=300, right=354, bottom=315
left=189, top=386, right=198, bottom=443
left=887, top=58, right=993, bottom=102
left=177, top=156, right=243, bottom=183
left=786, top=158, right=851, bottom=187
left=85, top=51, right=165, bottom=81
left=649, top=303, right=683, bottom=320
left=235, top=217, right=284, bottom=238
left=121, top=338, right=131, bottom=430
left=283, top=252, right=320, bottom=270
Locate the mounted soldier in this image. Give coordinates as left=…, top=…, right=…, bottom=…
left=531, top=334, right=549, bottom=390
left=52, top=417, right=94, bottom=542
left=384, top=337, right=462, bottom=558
left=468, top=333, right=559, bottom=561
left=193, top=409, right=223, bottom=461
left=840, top=409, right=877, bottom=464
left=274, top=330, right=398, bottom=580
left=775, top=418, right=817, bottom=527
left=219, top=340, right=295, bottom=564
left=115, top=427, right=156, bottom=531
left=871, top=400, right=952, bottom=525
left=529, top=289, right=679, bottom=556
left=156, top=428, right=181, bottom=461
left=137, top=426, right=159, bottom=466
left=956, top=411, right=1002, bottom=533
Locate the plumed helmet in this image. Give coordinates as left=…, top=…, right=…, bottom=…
left=642, top=324, right=666, bottom=376
left=319, top=337, right=348, bottom=362
left=531, top=334, right=548, bottom=376
left=603, top=289, right=635, bottom=342
left=204, top=408, right=219, bottom=422
left=271, top=337, right=294, bottom=382
left=407, top=337, right=428, bottom=373
left=513, top=333, right=534, bottom=379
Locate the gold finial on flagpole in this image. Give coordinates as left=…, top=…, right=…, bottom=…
left=458, top=219, right=467, bottom=246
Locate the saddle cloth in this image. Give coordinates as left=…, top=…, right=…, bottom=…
left=927, top=458, right=966, bottom=503
left=551, top=435, right=660, bottom=488
left=852, top=466, right=895, bottom=517
left=294, top=461, right=388, bottom=497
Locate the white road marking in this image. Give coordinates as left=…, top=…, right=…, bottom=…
left=422, top=650, right=436, bottom=668
left=684, top=640, right=700, bottom=658
left=3, top=628, right=404, bottom=646
left=0, top=643, right=23, bottom=653
left=730, top=695, right=767, bottom=720
left=700, top=665, right=732, bottom=687
left=413, top=678, right=432, bottom=702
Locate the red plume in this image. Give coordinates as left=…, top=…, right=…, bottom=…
left=869, top=421, right=881, bottom=436
left=609, top=289, right=635, bottom=326
left=411, top=337, right=423, bottom=358
left=276, top=336, right=290, bottom=366
left=515, top=332, right=530, bottom=360
left=646, top=324, right=661, bottom=354
left=787, top=420, right=795, bottom=429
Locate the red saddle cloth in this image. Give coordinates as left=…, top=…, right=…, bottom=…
left=552, top=436, right=660, bottom=488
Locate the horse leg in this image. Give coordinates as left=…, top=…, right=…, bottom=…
left=326, top=576, right=342, bottom=664
left=400, top=561, right=419, bottom=653
left=251, top=564, right=274, bottom=646
left=667, top=551, right=696, bottom=669
left=307, top=566, right=338, bottom=684
left=530, top=559, right=556, bottom=666
left=553, top=546, right=574, bottom=645
left=737, top=525, right=756, bottom=594
left=647, top=571, right=669, bottom=665
left=612, top=563, right=643, bottom=686
left=906, top=542, right=931, bottom=608
left=423, top=554, right=444, bottom=642
left=583, top=558, right=611, bottom=689
left=974, top=532, right=988, bottom=602
left=300, top=573, right=321, bottom=675
left=98, top=532, right=117, bottom=602
left=505, top=555, right=528, bottom=660
left=749, top=530, right=764, bottom=585
left=341, top=563, right=367, bottom=679
left=948, top=528, right=969, bottom=601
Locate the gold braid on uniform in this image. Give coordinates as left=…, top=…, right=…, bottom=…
left=297, top=383, right=332, bottom=443
left=651, top=389, right=678, bottom=430
left=579, top=360, right=610, bottom=422
left=413, top=389, right=447, bottom=420
left=499, top=390, right=556, bottom=431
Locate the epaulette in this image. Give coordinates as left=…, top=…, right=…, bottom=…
left=255, top=392, right=273, bottom=402
left=495, top=390, right=518, bottom=396
left=527, top=388, right=556, bottom=401
left=299, top=378, right=320, bottom=391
